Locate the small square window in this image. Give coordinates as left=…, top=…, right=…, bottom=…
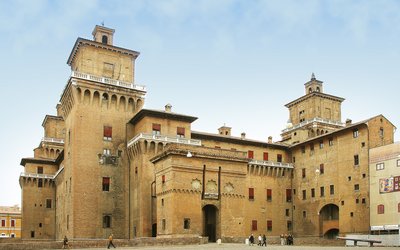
left=354, top=184, right=359, bottom=191
left=46, top=199, right=52, bottom=209
left=249, top=188, right=254, bottom=200
left=251, top=220, right=257, bottom=231
left=37, top=167, right=43, bottom=174
left=356, top=198, right=359, bottom=204
left=361, top=142, right=365, bottom=147
left=341, top=200, right=344, bottom=206
left=376, top=163, right=384, bottom=170
left=38, top=179, right=43, bottom=188
left=102, top=177, right=110, bottom=191
left=353, top=129, right=359, bottom=138
left=330, top=185, right=334, bottom=195
left=362, top=173, right=366, bottom=178
left=266, top=189, right=272, bottom=201
left=302, top=190, right=306, bottom=200
left=103, top=126, right=112, bottom=141
left=350, top=212, right=354, bottom=217
left=285, top=209, right=290, bottom=217
left=362, top=198, right=366, bottom=204
left=311, top=188, right=315, bottom=198
left=328, top=138, right=334, bottom=146
left=302, top=211, right=307, bottom=218
left=348, top=176, right=352, bottom=181
left=320, top=186, right=325, bottom=197
left=354, top=155, right=359, bottom=166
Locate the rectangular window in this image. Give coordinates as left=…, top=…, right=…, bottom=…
left=354, top=184, right=360, bottom=191
left=302, top=168, right=306, bottom=178
left=10, top=220, right=15, bottom=227
left=162, top=175, right=166, bottom=184
left=277, top=154, right=282, bottom=162
left=379, top=128, right=384, bottom=137
left=38, top=179, right=43, bottom=188
left=152, top=123, right=161, bottom=135
left=285, top=209, right=289, bottom=217
left=356, top=198, right=359, bottom=204
left=266, top=189, right=272, bottom=201
left=354, top=155, right=359, bottom=166
left=46, top=199, right=52, bottom=208
left=103, top=215, right=111, bottom=228
left=102, top=177, right=110, bottom=191
left=249, top=188, right=254, bottom=200
left=329, top=138, right=334, bottom=146
left=1, top=220, right=5, bottom=227
left=376, top=163, right=384, bottom=170
left=183, top=218, right=190, bottom=229
left=302, top=211, right=307, bottom=218
left=320, top=186, right=325, bottom=197
left=162, top=219, right=166, bottom=230
left=362, top=198, right=366, bottom=204
left=251, top=220, right=257, bottom=231
left=267, top=220, right=272, bottom=231
left=353, top=129, right=359, bottom=138
left=263, top=152, right=269, bottom=161
left=320, top=164, right=324, bottom=174
left=37, top=167, right=43, bottom=174
left=330, top=185, right=334, bottom=195
left=177, top=127, right=185, bottom=138
left=248, top=150, right=254, bottom=159
left=286, top=189, right=292, bottom=202
left=302, top=190, right=306, bottom=200
left=311, top=188, right=315, bottom=198
left=287, top=221, right=292, bottom=231
left=103, top=126, right=112, bottom=141
left=31, top=231, right=35, bottom=238
left=377, top=204, right=384, bottom=214
left=319, top=141, right=324, bottom=149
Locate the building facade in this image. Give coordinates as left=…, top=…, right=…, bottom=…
left=19, top=26, right=396, bottom=241
left=369, top=142, right=400, bottom=234
left=0, top=205, right=21, bottom=238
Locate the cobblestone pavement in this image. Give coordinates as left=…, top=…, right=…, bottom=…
left=67, top=243, right=399, bottom=250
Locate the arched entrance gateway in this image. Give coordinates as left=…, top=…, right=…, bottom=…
left=202, top=205, right=218, bottom=242
left=319, top=204, right=339, bottom=239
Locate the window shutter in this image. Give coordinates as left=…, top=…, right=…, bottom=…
left=251, top=220, right=257, bottom=231
left=177, top=127, right=185, bottom=136
left=103, top=177, right=110, bottom=184
left=286, top=189, right=292, bottom=202
left=248, top=151, right=254, bottom=159
left=152, top=123, right=161, bottom=131
left=263, top=152, right=269, bottom=161
left=378, top=204, right=384, bottom=214
left=249, top=188, right=254, bottom=199
left=162, top=175, right=166, bottom=183
left=104, top=126, right=112, bottom=137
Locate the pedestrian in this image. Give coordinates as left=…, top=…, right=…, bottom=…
left=107, top=233, right=116, bottom=248
left=258, top=234, right=262, bottom=246
left=249, top=234, right=254, bottom=246
left=62, top=235, right=70, bottom=249
left=287, top=234, right=293, bottom=245
left=262, top=234, right=267, bottom=246
left=280, top=234, right=284, bottom=245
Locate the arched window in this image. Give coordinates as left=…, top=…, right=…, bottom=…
left=316, top=87, right=320, bottom=92
left=102, top=35, right=108, bottom=44
left=309, top=87, right=313, bottom=93
left=377, top=204, right=384, bottom=214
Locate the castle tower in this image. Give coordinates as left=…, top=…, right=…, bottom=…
left=58, top=25, right=146, bottom=239
left=281, top=74, right=345, bottom=144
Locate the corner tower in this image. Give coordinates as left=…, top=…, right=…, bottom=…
left=59, top=25, right=146, bottom=239
left=281, top=74, right=345, bottom=144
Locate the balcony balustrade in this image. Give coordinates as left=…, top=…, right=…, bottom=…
left=20, top=172, right=54, bottom=180
left=128, top=133, right=202, bottom=148
left=71, top=71, right=146, bottom=92
left=249, top=159, right=294, bottom=169
left=42, top=137, right=64, bottom=144
left=281, top=117, right=345, bottom=133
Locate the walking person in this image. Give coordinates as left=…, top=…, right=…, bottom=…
left=258, top=234, right=262, bottom=246
left=262, top=234, right=267, bottom=246
left=107, top=233, right=116, bottom=248
left=62, top=235, right=70, bottom=249
left=249, top=234, right=254, bottom=246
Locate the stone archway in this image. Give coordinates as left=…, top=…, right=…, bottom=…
left=203, top=205, right=218, bottom=242
left=319, top=204, right=339, bottom=238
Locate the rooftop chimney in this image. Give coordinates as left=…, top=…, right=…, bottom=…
left=268, top=136, right=273, bottom=143
left=218, top=124, right=232, bottom=136
left=241, top=132, right=246, bottom=139
left=346, top=118, right=352, bottom=126
left=165, top=103, right=172, bottom=112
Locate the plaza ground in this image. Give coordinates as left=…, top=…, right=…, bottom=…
left=60, top=243, right=399, bottom=250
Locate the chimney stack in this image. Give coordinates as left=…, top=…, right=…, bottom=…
left=345, top=118, right=352, bottom=126
left=165, top=103, right=172, bottom=112
left=241, top=132, right=246, bottom=139
left=268, top=136, right=273, bottom=143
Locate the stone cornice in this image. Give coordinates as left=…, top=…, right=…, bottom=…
left=284, top=92, right=345, bottom=108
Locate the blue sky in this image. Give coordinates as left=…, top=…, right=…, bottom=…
left=1, top=0, right=399, bottom=206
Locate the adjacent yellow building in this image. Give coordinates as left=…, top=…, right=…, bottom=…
left=19, top=25, right=397, bottom=242
left=0, top=205, right=21, bottom=238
